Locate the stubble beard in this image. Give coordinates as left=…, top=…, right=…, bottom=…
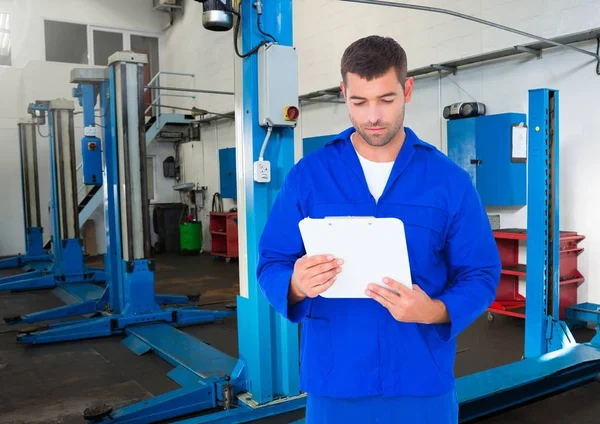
left=351, top=109, right=405, bottom=148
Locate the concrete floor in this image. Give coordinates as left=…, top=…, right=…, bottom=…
left=1, top=252, right=600, bottom=423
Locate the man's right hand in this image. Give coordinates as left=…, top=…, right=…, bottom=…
left=288, top=254, right=343, bottom=305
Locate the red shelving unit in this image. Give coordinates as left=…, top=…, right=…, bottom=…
left=488, top=228, right=585, bottom=320
left=209, top=212, right=238, bottom=260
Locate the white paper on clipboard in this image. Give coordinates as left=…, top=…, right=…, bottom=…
left=298, top=216, right=413, bottom=298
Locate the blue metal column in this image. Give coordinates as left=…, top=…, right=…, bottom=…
left=73, top=83, right=103, bottom=186
left=235, top=0, right=300, bottom=404
left=524, top=89, right=562, bottom=358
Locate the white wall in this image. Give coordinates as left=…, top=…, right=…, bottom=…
left=0, top=0, right=166, bottom=68
left=0, top=66, right=25, bottom=255
left=162, top=0, right=600, bottom=304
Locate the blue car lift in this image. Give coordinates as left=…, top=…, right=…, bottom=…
left=0, top=120, right=53, bottom=271
left=0, top=100, right=106, bottom=295
left=3, top=68, right=203, bottom=327
left=453, top=89, right=600, bottom=421
left=41, top=2, right=302, bottom=423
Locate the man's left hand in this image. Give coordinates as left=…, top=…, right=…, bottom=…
left=365, top=278, right=449, bottom=324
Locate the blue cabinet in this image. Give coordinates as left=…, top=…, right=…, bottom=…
left=447, top=113, right=527, bottom=207
left=219, top=147, right=237, bottom=199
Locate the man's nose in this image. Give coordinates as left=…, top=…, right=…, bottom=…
left=367, top=105, right=382, bottom=125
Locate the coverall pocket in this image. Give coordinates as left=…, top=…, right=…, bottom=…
left=420, top=323, right=455, bottom=382
left=300, top=316, right=334, bottom=381
left=385, top=203, right=447, bottom=252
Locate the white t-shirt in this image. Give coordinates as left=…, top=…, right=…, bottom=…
left=355, top=149, right=395, bottom=203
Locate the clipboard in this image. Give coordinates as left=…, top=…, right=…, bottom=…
left=298, top=216, right=413, bottom=298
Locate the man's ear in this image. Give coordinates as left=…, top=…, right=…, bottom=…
left=340, top=81, right=347, bottom=100
left=404, top=77, right=414, bottom=103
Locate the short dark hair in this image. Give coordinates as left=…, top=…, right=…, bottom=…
left=341, top=35, right=408, bottom=87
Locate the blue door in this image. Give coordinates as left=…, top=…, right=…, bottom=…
left=219, top=148, right=237, bottom=199
left=475, top=113, right=526, bottom=206
left=447, top=113, right=527, bottom=207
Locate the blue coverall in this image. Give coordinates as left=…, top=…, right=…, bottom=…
left=257, top=126, right=501, bottom=423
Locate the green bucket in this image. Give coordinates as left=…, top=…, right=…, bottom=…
left=179, top=221, right=202, bottom=254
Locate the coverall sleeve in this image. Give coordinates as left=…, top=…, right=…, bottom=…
left=256, top=167, right=311, bottom=323
left=433, top=179, right=501, bottom=342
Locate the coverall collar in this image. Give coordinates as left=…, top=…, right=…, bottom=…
left=325, top=126, right=434, bottom=201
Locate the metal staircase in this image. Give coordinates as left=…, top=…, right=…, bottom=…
left=77, top=185, right=103, bottom=224
left=145, top=113, right=196, bottom=144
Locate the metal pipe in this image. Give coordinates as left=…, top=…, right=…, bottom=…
left=118, top=63, right=134, bottom=261
left=18, top=123, right=33, bottom=229
left=55, top=113, right=69, bottom=239
left=145, top=85, right=235, bottom=96
left=137, top=67, right=152, bottom=260
left=144, top=93, right=197, bottom=114
left=340, top=0, right=600, bottom=63
left=67, top=109, right=80, bottom=239
left=147, top=71, right=195, bottom=88
left=31, top=125, right=41, bottom=228
left=157, top=94, right=196, bottom=98
left=151, top=103, right=235, bottom=119
left=151, top=104, right=193, bottom=113
left=146, top=103, right=185, bottom=114
left=116, top=59, right=151, bottom=260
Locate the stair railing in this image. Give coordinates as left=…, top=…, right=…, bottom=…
left=144, top=71, right=196, bottom=117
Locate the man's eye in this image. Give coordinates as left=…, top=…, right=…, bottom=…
left=381, top=99, right=394, bottom=104
left=353, top=102, right=365, bottom=106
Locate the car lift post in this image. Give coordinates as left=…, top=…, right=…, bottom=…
left=453, top=89, right=600, bottom=422
left=0, top=100, right=106, bottom=294
left=0, top=120, right=53, bottom=271
left=3, top=69, right=199, bottom=327
left=71, top=68, right=194, bottom=307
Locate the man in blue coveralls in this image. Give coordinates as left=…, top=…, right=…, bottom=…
left=257, top=35, right=501, bottom=423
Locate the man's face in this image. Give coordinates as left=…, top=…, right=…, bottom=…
left=341, top=68, right=413, bottom=147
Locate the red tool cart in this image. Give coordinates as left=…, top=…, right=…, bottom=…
left=487, top=228, right=585, bottom=321
left=209, top=211, right=238, bottom=261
